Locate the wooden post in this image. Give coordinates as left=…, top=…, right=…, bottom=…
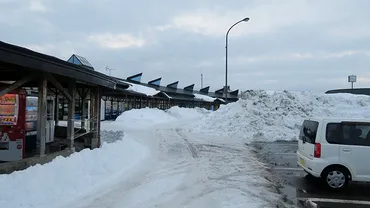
left=117, top=100, right=120, bottom=114
left=104, top=100, right=107, bottom=119
left=67, top=79, right=76, bottom=149
left=37, top=76, right=47, bottom=156
left=96, top=87, right=101, bottom=147
left=91, top=86, right=101, bottom=148
left=90, top=87, right=95, bottom=136
left=110, top=97, right=113, bottom=119
left=81, top=97, right=86, bottom=130
left=54, top=90, right=59, bottom=126
left=125, top=93, right=128, bottom=110
left=81, top=89, right=88, bottom=130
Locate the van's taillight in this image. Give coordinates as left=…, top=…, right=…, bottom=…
left=314, top=143, right=321, bottom=158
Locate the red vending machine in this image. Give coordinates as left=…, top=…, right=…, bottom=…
left=0, top=89, right=26, bottom=161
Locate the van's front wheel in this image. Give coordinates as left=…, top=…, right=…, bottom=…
left=322, top=167, right=349, bottom=190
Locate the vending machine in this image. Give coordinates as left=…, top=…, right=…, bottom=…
left=0, top=90, right=26, bottom=162
left=25, top=96, right=55, bottom=148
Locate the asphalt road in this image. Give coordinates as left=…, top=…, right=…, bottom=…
left=250, top=141, right=370, bottom=208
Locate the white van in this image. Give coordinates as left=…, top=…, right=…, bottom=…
left=297, top=117, right=370, bottom=190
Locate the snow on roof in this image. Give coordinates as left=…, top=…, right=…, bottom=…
left=121, top=80, right=160, bottom=96
left=194, top=93, right=218, bottom=102
left=161, top=92, right=172, bottom=99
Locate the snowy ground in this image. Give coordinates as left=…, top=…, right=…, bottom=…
left=1, top=91, right=370, bottom=208
left=68, top=107, right=279, bottom=208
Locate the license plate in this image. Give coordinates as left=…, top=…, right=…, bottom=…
left=299, top=158, right=305, bottom=166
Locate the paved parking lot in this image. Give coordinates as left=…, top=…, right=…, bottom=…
left=251, top=141, right=370, bottom=208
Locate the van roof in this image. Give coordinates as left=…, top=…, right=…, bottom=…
left=305, top=117, right=370, bottom=123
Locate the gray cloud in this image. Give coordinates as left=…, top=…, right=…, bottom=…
left=1, top=0, right=370, bottom=92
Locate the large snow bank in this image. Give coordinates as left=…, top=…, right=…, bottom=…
left=0, top=133, right=149, bottom=208
left=166, top=106, right=210, bottom=119
left=109, top=107, right=211, bottom=130
left=193, top=90, right=370, bottom=143
left=114, top=107, right=176, bottom=129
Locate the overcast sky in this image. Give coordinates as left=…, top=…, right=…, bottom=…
left=1, top=0, right=370, bottom=92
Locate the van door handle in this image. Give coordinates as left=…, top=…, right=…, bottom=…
left=342, top=148, right=351, bottom=152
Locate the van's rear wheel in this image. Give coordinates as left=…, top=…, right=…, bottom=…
left=322, top=167, right=349, bottom=190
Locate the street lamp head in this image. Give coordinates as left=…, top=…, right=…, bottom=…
left=242, top=17, right=250, bottom=22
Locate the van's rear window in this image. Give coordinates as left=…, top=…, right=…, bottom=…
left=299, top=120, right=319, bottom=144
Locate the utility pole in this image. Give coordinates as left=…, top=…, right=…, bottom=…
left=201, top=74, right=203, bottom=89
left=105, top=65, right=116, bottom=76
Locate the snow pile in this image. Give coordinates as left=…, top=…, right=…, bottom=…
left=100, top=130, right=124, bottom=144
left=0, top=133, right=149, bottom=208
left=109, top=107, right=211, bottom=130
left=193, top=90, right=370, bottom=143
left=166, top=106, right=210, bottom=120
left=114, top=107, right=176, bottom=129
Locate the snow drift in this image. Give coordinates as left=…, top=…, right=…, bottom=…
left=166, top=106, right=209, bottom=119
left=192, top=90, right=370, bottom=143
left=0, top=133, right=149, bottom=208
left=107, top=106, right=208, bottom=131
left=114, top=107, right=176, bottom=129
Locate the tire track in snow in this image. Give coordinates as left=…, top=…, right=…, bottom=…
left=175, top=128, right=198, bottom=159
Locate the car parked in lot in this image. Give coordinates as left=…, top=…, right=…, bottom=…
left=297, top=117, right=370, bottom=190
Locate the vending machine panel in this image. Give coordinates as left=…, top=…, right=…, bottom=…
left=0, top=90, right=26, bottom=161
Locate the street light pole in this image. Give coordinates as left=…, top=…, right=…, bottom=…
left=225, top=17, right=250, bottom=102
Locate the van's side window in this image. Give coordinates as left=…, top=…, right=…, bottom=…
left=326, top=123, right=342, bottom=144
left=341, top=123, right=370, bottom=146
left=326, top=122, right=370, bottom=146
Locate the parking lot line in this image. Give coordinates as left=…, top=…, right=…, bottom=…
left=297, top=197, right=370, bottom=205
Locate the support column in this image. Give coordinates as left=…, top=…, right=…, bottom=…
left=89, top=86, right=101, bottom=148
left=125, top=94, right=128, bottom=111
left=133, top=96, right=136, bottom=109
left=110, top=97, right=113, bottom=119
left=81, top=89, right=88, bottom=131
left=37, top=76, right=47, bottom=156
left=104, top=100, right=107, bottom=119
left=91, top=86, right=101, bottom=148
left=81, top=99, right=86, bottom=130
left=90, top=87, right=95, bottom=137
left=117, top=100, right=120, bottom=115
left=67, top=79, right=76, bottom=149
left=54, top=90, right=59, bottom=126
